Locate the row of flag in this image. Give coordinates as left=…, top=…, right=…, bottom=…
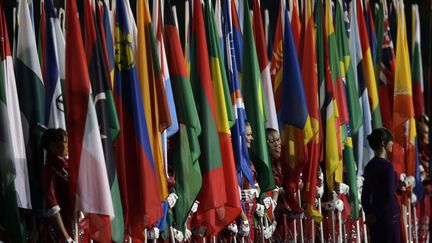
left=0, top=0, right=426, bottom=242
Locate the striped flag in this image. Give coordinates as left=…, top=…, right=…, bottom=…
left=252, top=0, right=279, bottom=132
left=188, top=0, right=236, bottom=235
left=324, top=0, right=345, bottom=189
left=83, top=0, right=124, bottom=241
left=270, top=1, right=283, bottom=112
left=152, top=0, right=179, bottom=173
left=43, top=0, right=65, bottom=130
left=15, top=0, right=45, bottom=212
left=357, top=0, right=382, bottom=129
left=300, top=0, right=322, bottom=221
left=349, top=0, right=373, bottom=176
left=113, top=0, right=162, bottom=239
left=222, top=0, right=254, bottom=188
left=335, top=0, right=361, bottom=219
left=280, top=5, right=313, bottom=195
left=375, top=0, right=395, bottom=129
left=393, top=1, right=416, bottom=178
left=0, top=0, right=26, bottom=240
left=65, top=0, right=114, bottom=242
left=203, top=0, right=241, bottom=231
left=242, top=0, right=275, bottom=192
left=411, top=4, right=424, bottom=118
left=136, top=0, right=171, bottom=201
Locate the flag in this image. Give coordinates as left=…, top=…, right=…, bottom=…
left=83, top=1, right=124, bottom=241
left=270, top=1, right=283, bottom=112
left=152, top=0, right=179, bottom=174
left=136, top=0, right=171, bottom=201
left=290, top=0, right=301, bottom=54
left=252, top=0, right=278, bottom=132
left=375, top=0, right=395, bottom=129
left=203, top=0, right=241, bottom=231
left=411, top=4, right=424, bottom=119
left=393, top=1, right=416, bottom=178
left=324, top=0, right=345, bottom=189
left=189, top=0, right=238, bottom=235
left=349, top=0, right=373, bottom=176
left=0, top=0, right=30, bottom=211
left=357, top=0, right=382, bottom=129
left=335, top=0, right=361, bottom=219
left=15, top=0, right=45, bottom=212
left=279, top=6, right=313, bottom=209
left=222, top=0, right=254, bottom=188
left=242, top=0, right=275, bottom=192
left=65, top=1, right=114, bottom=242
left=44, top=0, right=65, bottom=130
left=0, top=0, right=26, bottom=240
left=164, top=1, right=203, bottom=232
left=365, top=1, right=377, bottom=65
left=113, top=0, right=162, bottom=239
left=300, top=0, right=322, bottom=222
left=342, top=137, right=360, bottom=219
left=335, top=0, right=362, bottom=135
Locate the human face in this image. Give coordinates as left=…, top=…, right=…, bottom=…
left=267, top=131, right=281, bottom=159
left=245, top=125, right=253, bottom=148
left=51, top=136, right=68, bottom=157
left=385, top=140, right=393, bottom=153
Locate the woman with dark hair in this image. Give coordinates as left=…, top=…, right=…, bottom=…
left=39, top=128, right=75, bottom=243
left=361, top=128, right=401, bottom=243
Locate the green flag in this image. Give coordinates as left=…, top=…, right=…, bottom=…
left=241, top=0, right=275, bottom=191
left=164, top=0, right=202, bottom=232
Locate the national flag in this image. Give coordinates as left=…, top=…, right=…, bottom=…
left=164, top=1, right=203, bottom=232
left=342, top=137, right=360, bottom=219
left=279, top=6, right=313, bottom=209
left=136, top=0, right=171, bottom=201
left=365, top=1, right=377, bottom=65
left=291, top=0, right=301, bottom=54
left=152, top=0, right=179, bottom=175
left=83, top=0, right=124, bottom=241
left=375, top=0, right=395, bottom=129
left=324, top=0, right=345, bottom=189
left=349, top=0, right=373, bottom=176
left=335, top=0, right=362, bottom=135
left=0, top=0, right=26, bottom=240
left=113, top=0, right=162, bottom=239
left=335, top=0, right=361, bottom=219
left=65, top=1, right=114, bottom=242
left=222, top=0, right=254, bottom=188
left=411, top=4, right=424, bottom=118
left=189, top=0, right=236, bottom=235
left=270, top=1, right=283, bottom=112
left=298, top=0, right=322, bottom=221
left=393, top=1, right=416, bottom=178
left=242, top=0, right=275, bottom=192
left=203, top=0, right=241, bottom=231
left=252, top=0, right=279, bottom=132
left=43, top=0, right=65, bottom=130
left=15, top=0, right=45, bottom=212
left=357, top=0, right=382, bottom=129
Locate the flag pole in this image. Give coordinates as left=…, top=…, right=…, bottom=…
left=298, top=189, right=304, bottom=243
left=311, top=217, right=315, bottom=243
left=338, top=211, right=343, bottom=243
left=356, top=219, right=361, bottom=243
left=293, top=217, right=298, bottom=243
left=361, top=210, right=368, bottom=243
left=331, top=210, right=336, bottom=243
left=413, top=203, right=419, bottom=243
left=260, top=216, right=265, bottom=243
left=318, top=199, right=325, bottom=243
